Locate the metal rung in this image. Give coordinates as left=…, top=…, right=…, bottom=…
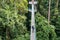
left=28, top=9, right=37, bottom=12
left=29, top=1, right=37, bottom=4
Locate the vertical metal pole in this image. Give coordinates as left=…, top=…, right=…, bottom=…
left=30, top=0, right=36, bottom=40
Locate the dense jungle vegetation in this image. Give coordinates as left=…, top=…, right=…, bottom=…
left=0, top=0, right=60, bottom=40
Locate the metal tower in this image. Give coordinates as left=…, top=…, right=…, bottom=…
left=28, top=0, right=37, bottom=40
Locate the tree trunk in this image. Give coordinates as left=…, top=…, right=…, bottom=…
left=6, top=27, right=10, bottom=40
left=48, top=0, right=51, bottom=25
left=56, top=0, right=59, bottom=8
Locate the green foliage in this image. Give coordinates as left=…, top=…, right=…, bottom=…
left=56, top=37, right=60, bottom=40
left=13, top=33, right=30, bottom=40
left=0, top=0, right=59, bottom=40
left=37, top=0, right=60, bottom=38
left=0, top=0, right=28, bottom=40
left=36, top=12, right=56, bottom=40
left=0, top=36, right=2, bottom=40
